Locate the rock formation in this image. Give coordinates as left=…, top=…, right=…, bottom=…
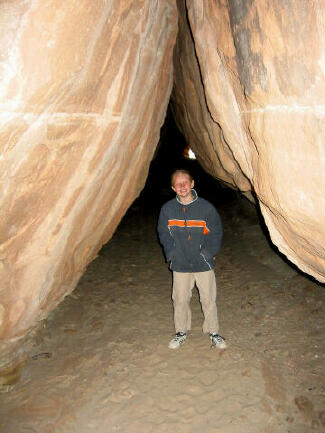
left=0, top=0, right=177, bottom=366
left=0, top=0, right=324, bottom=370
left=172, top=0, right=325, bottom=283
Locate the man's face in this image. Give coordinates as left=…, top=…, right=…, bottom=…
left=172, top=174, right=194, bottom=199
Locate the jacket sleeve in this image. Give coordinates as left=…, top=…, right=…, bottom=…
left=157, top=206, right=175, bottom=261
left=201, top=205, right=223, bottom=259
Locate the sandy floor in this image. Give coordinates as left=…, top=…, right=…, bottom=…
left=0, top=198, right=324, bottom=433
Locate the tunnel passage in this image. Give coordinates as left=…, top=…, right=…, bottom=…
left=1, top=114, right=324, bottom=432
left=0, top=0, right=324, bottom=372
left=139, top=108, right=238, bottom=209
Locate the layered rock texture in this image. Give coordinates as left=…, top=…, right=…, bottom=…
left=0, top=0, right=177, bottom=365
left=172, top=0, right=325, bottom=282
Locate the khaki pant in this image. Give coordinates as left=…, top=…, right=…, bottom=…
left=172, top=270, right=219, bottom=334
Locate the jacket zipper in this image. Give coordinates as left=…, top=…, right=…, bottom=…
left=183, top=206, right=191, bottom=240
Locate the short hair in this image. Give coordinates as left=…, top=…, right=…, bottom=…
left=171, top=169, right=193, bottom=186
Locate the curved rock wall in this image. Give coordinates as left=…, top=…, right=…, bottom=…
left=0, top=0, right=177, bottom=364
left=1, top=0, right=324, bottom=367
left=172, top=0, right=325, bottom=282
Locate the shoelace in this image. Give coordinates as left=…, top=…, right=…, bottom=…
left=210, top=334, right=225, bottom=343
left=174, top=332, right=186, bottom=341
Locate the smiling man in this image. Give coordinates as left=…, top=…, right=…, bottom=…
left=158, top=169, right=227, bottom=350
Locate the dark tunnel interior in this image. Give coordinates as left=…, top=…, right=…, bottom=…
left=133, top=108, right=238, bottom=211
left=117, top=108, right=311, bottom=279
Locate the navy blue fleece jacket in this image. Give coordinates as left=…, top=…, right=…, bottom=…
left=158, top=190, right=223, bottom=272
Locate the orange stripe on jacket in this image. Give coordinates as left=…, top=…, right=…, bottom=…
left=168, top=219, right=210, bottom=234
left=168, top=219, right=185, bottom=227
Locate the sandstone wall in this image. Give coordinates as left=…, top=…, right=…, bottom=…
left=0, top=0, right=177, bottom=365
left=172, top=0, right=325, bottom=282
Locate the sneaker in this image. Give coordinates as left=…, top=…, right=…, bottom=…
left=168, top=332, right=187, bottom=349
left=210, top=333, right=227, bottom=349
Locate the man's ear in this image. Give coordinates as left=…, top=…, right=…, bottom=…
left=191, top=180, right=194, bottom=188
left=171, top=186, right=176, bottom=192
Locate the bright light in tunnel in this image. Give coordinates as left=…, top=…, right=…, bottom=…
left=188, top=149, right=196, bottom=159
left=183, top=145, right=196, bottom=159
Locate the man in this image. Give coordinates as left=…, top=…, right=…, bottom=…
left=158, top=169, right=227, bottom=350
